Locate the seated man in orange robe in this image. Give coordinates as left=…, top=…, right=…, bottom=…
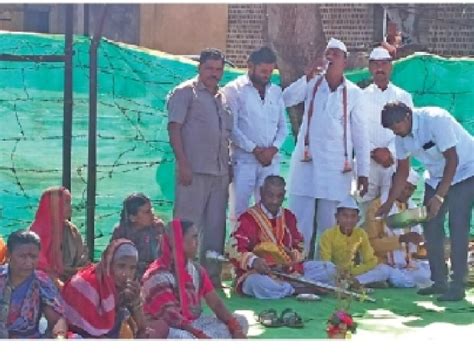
left=229, top=175, right=336, bottom=299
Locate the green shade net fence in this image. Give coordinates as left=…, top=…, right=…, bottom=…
left=0, top=32, right=473, bottom=259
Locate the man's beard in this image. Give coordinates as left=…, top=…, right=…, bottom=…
left=250, top=73, right=269, bottom=87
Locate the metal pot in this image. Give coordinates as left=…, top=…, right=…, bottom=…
left=385, top=206, right=428, bottom=229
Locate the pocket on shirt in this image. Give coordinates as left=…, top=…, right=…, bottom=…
left=328, top=104, right=344, bottom=125
left=220, top=105, right=233, bottom=137
left=423, top=145, right=442, bottom=160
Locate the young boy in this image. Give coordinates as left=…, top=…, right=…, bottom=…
left=319, top=196, right=391, bottom=286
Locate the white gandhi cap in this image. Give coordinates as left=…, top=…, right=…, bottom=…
left=326, top=38, right=347, bottom=53
left=337, top=195, right=360, bottom=211
left=369, top=47, right=392, bottom=61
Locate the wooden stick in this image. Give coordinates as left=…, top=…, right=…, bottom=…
left=272, top=271, right=376, bottom=303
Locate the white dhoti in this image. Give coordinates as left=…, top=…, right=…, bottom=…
left=241, top=260, right=336, bottom=299
left=387, top=261, right=432, bottom=288
left=354, top=264, right=392, bottom=285
left=168, top=313, right=249, bottom=339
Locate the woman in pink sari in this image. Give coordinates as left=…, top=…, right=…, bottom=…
left=142, top=219, right=248, bottom=339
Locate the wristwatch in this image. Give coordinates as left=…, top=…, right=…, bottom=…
left=434, top=194, right=445, bottom=204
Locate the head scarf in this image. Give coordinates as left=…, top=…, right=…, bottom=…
left=30, top=186, right=70, bottom=275
left=142, top=220, right=208, bottom=324
left=62, top=239, right=136, bottom=337
left=113, top=243, right=139, bottom=261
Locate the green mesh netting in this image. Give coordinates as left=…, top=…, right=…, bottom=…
left=0, top=32, right=473, bottom=259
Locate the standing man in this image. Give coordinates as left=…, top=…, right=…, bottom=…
left=223, top=47, right=288, bottom=228
left=283, top=38, right=370, bottom=258
left=361, top=47, right=413, bottom=213
left=377, top=101, right=474, bottom=301
left=167, top=48, right=232, bottom=288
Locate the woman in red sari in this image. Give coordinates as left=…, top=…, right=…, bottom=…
left=30, top=186, right=88, bottom=283
left=142, top=219, right=248, bottom=339
left=61, top=239, right=159, bottom=338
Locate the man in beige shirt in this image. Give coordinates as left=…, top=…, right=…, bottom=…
left=167, top=48, right=233, bottom=288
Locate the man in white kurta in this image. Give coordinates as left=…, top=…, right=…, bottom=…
left=377, top=102, right=474, bottom=301
left=223, top=47, right=288, bottom=228
left=361, top=47, right=413, bottom=211
left=283, top=38, right=370, bottom=259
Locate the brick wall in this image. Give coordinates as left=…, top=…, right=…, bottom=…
left=426, top=4, right=474, bottom=56
left=225, top=4, right=266, bottom=67
left=225, top=3, right=375, bottom=68
left=319, top=4, right=375, bottom=51
left=225, top=4, right=474, bottom=68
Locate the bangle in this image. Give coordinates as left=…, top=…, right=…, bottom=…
left=226, top=317, right=242, bottom=333
left=434, top=194, right=445, bottom=204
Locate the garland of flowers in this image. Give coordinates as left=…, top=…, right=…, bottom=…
left=326, top=267, right=362, bottom=339
left=326, top=309, right=357, bottom=338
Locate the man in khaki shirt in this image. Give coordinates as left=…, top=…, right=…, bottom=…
left=167, top=48, right=232, bottom=287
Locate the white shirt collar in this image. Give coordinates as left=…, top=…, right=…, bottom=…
left=408, top=112, right=419, bottom=137
left=373, top=82, right=392, bottom=93
left=323, top=75, right=347, bottom=92
left=260, top=203, right=283, bottom=219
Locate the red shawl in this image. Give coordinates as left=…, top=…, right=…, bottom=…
left=61, top=239, right=132, bottom=337
left=141, top=220, right=213, bottom=327
left=30, top=186, right=69, bottom=275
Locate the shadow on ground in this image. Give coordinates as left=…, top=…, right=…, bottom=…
left=209, top=284, right=474, bottom=339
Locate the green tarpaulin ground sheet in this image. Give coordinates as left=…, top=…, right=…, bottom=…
left=0, top=31, right=473, bottom=340
left=211, top=284, right=474, bottom=339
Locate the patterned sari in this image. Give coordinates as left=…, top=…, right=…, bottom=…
left=61, top=239, right=136, bottom=338
left=0, top=265, right=64, bottom=338
left=141, top=220, right=214, bottom=328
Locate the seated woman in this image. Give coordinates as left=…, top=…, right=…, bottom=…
left=111, top=193, right=165, bottom=278
left=30, top=186, right=89, bottom=284
left=0, top=230, right=67, bottom=339
left=62, top=239, right=158, bottom=338
left=142, top=220, right=248, bottom=339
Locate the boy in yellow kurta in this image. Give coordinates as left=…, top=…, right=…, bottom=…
left=320, top=196, right=391, bottom=286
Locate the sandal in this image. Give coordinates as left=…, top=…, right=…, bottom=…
left=257, top=308, right=283, bottom=328
left=280, top=308, right=304, bottom=328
